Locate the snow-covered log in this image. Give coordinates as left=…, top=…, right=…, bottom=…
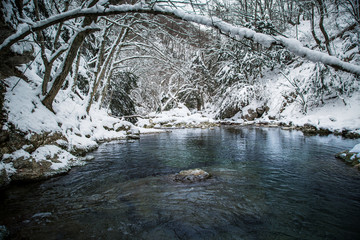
left=1, top=3, right=359, bottom=75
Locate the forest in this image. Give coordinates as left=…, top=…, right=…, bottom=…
left=0, top=0, right=359, bottom=185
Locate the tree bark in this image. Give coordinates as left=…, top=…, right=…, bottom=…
left=86, top=25, right=129, bottom=113
left=310, top=3, right=322, bottom=48
left=316, top=0, right=333, bottom=55
left=42, top=47, right=67, bottom=95
left=71, top=42, right=83, bottom=91
left=42, top=27, right=99, bottom=112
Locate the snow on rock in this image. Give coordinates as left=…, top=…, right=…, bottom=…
left=0, top=162, right=16, bottom=186
left=137, top=104, right=218, bottom=129
left=1, top=144, right=83, bottom=181
left=31, top=145, right=79, bottom=171
left=2, top=149, right=30, bottom=161
left=336, top=143, right=360, bottom=170
left=350, top=144, right=360, bottom=153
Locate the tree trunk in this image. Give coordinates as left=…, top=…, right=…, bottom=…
left=316, top=0, right=333, bottom=55
left=86, top=25, right=129, bottom=113
left=310, top=4, right=322, bottom=47
left=244, top=0, right=248, bottom=22
left=42, top=62, right=52, bottom=95
left=71, top=42, right=82, bottom=91
left=42, top=27, right=99, bottom=112
left=42, top=0, right=99, bottom=112
left=52, top=1, right=70, bottom=51
left=99, top=69, right=113, bottom=108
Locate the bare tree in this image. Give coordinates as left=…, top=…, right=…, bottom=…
left=42, top=0, right=100, bottom=112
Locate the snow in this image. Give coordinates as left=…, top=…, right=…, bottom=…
left=31, top=145, right=77, bottom=170
left=221, top=8, right=360, bottom=134
left=1, top=0, right=13, bottom=24
left=280, top=95, right=360, bottom=132
left=1, top=144, right=79, bottom=172
left=137, top=104, right=216, bottom=128
left=350, top=144, right=360, bottom=153
left=0, top=162, right=16, bottom=175
left=2, top=149, right=30, bottom=161
left=4, top=77, right=61, bottom=133
left=10, top=41, right=33, bottom=55
left=222, top=59, right=360, bottom=134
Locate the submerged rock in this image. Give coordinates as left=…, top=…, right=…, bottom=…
left=173, top=168, right=210, bottom=183
left=301, top=123, right=317, bottom=135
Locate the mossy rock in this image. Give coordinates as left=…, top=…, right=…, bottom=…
left=335, top=150, right=360, bottom=169
left=173, top=168, right=210, bottom=183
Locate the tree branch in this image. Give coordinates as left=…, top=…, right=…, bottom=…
left=1, top=3, right=359, bottom=75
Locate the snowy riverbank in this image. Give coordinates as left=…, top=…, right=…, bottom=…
left=0, top=76, right=162, bottom=187
left=1, top=77, right=360, bottom=188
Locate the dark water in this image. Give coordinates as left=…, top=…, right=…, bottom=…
left=1, top=126, right=360, bottom=240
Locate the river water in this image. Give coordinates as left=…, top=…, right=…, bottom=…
left=1, top=126, right=360, bottom=239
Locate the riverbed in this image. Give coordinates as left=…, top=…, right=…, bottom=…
left=1, top=126, right=359, bottom=239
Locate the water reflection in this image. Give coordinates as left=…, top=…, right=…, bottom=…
left=1, top=126, right=360, bottom=239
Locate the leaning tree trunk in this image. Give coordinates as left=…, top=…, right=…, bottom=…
left=98, top=27, right=129, bottom=110
left=41, top=1, right=70, bottom=95
left=42, top=28, right=98, bottom=112
left=41, top=0, right=99, bottom=112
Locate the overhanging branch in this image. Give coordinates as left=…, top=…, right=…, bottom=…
left=1, top=3, right=359, bottom=75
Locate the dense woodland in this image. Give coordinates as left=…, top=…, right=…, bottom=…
left=0, top=0, right=359, bottom=119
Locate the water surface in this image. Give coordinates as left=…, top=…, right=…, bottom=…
left=1, top=126, right=360, bottom=239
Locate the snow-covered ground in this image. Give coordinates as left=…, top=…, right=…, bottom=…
left=220, top=8, right=360, bottom=135
left=222, top=65, right=360, bottom=135
left=136, top=103, right=218, bottom=129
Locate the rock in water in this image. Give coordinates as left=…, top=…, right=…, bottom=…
left=174, top=168, right=210, bottom=183
left=335, top=150, right=360, bottom=170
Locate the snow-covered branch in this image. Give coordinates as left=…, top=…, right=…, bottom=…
left=1, top=3, right=359, bottom=75
left=48, top=44, right=68, bottom=64
left=113, top=55, right=160, bottom=65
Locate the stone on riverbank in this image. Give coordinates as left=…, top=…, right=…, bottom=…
left=174, top=168, right=210, bottom=183
left=335, top=144, right=360, bottom=170
left=2, top=145, right=81, bottom=182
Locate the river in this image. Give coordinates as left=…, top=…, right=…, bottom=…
left=1, top=126, right=360, bottom=239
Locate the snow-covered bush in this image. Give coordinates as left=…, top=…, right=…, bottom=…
left=214, top=82, right=258, bottom=119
